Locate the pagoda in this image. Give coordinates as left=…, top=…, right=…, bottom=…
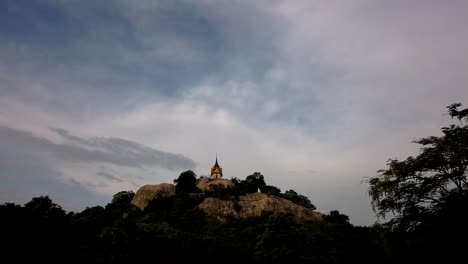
left=210, top=155, right=223, bottom=179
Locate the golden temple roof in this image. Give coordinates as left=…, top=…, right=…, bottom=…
left=211, top=155, right=223, bottom=178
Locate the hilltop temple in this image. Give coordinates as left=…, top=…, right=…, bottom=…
left=210, top=156, right=223, bottom=179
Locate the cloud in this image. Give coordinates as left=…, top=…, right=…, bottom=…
left=0, top=125, right=196, bottom=203
left=96, top=171, right=123, bottom=183
left=0, top=128, right=109, bottom=211
left=48, top=127, right=196, bottom=170
left=0, top=126, right=195, bottom=170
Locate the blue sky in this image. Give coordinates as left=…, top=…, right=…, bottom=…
left=1, top=0, right=467, bottom=225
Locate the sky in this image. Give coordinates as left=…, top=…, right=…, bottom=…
left=1, top=0, right=467, bottom=225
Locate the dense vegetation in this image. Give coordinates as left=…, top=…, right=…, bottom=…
left=1, top=104, right=467, bottom=263
left=0, top=192, right=377, bottom=263
left=366, top=103, right=468, bottom=262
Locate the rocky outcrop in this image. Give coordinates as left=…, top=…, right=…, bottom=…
left=131, top=183, right=175, bottom=209
left=198, top=192, right=323, bottom=221
left=196, top=178, right=235, bottom=191
left=132, top=181, right=322, bottom=221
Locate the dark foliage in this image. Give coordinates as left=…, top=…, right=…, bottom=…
left=282, top=189, right=317, bottom=210
left=0, top=194, right=393, bottom=264
left=368, top=103, right=468, bottom=230
left=367, top=103, right=468, bottom=262
left=174, top=170, right=200, bottom=193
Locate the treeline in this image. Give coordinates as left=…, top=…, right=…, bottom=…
left=0, top=171, right=444, bottom=264
left=1, top=192, right=387, bottom=264
left=0, top=175, right=464, bottom=263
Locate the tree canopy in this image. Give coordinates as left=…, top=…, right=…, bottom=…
left=174, top=170, right=200, bottom=193
left=368, top=103, right=468, bottom=230
left=283, top=190, right=317, bottom=210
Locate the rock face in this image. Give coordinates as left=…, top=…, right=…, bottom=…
left=131, top=183, right=175, bottom=209
left=196, top=178, right=235, bottom=191
left=198, top=192, right=323, bottom=221
left=132, top=181, right=322, bottom=221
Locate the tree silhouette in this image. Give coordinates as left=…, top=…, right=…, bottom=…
left=174, top=170, right=200, bottom=193
left=111, top=191, right=135, bottom=205
left=284, top=190, right=316, bottom=210
left=368, top=103, right=468, bottom=231
left=245, top=172, right=267, bottom=192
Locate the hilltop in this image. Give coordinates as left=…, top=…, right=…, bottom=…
left=130, top=174, right=322, bottom=222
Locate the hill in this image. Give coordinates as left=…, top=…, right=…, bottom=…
left=130, top=178, right=322, bottom=221
left=199, top=192, right=323, bottom=221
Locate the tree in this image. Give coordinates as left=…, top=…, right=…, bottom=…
left=368, top=103, right=468, bottom=230
left=263, top=185, right=281, bottom=196
left=231, top=173, right=267, bottom=195
left=111, top=191, right=135, bottom=205
left=254, top=213, right=304, bottom=262
left=324, top=210, right=350, bottom=225
left=283, top=190, right=316, bottom=210
left=174, top=170, right=200, bottom=193
left=245, top=172, right=267, bottom=192
left=24, top=195, right=66, bottom=220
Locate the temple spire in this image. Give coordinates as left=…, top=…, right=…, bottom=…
left=211, top=154, right=223, bottom=179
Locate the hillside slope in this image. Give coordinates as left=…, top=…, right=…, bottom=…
left=198, top=192, right=322, bottom=221
left=131, top=180, right=322, bottom=221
